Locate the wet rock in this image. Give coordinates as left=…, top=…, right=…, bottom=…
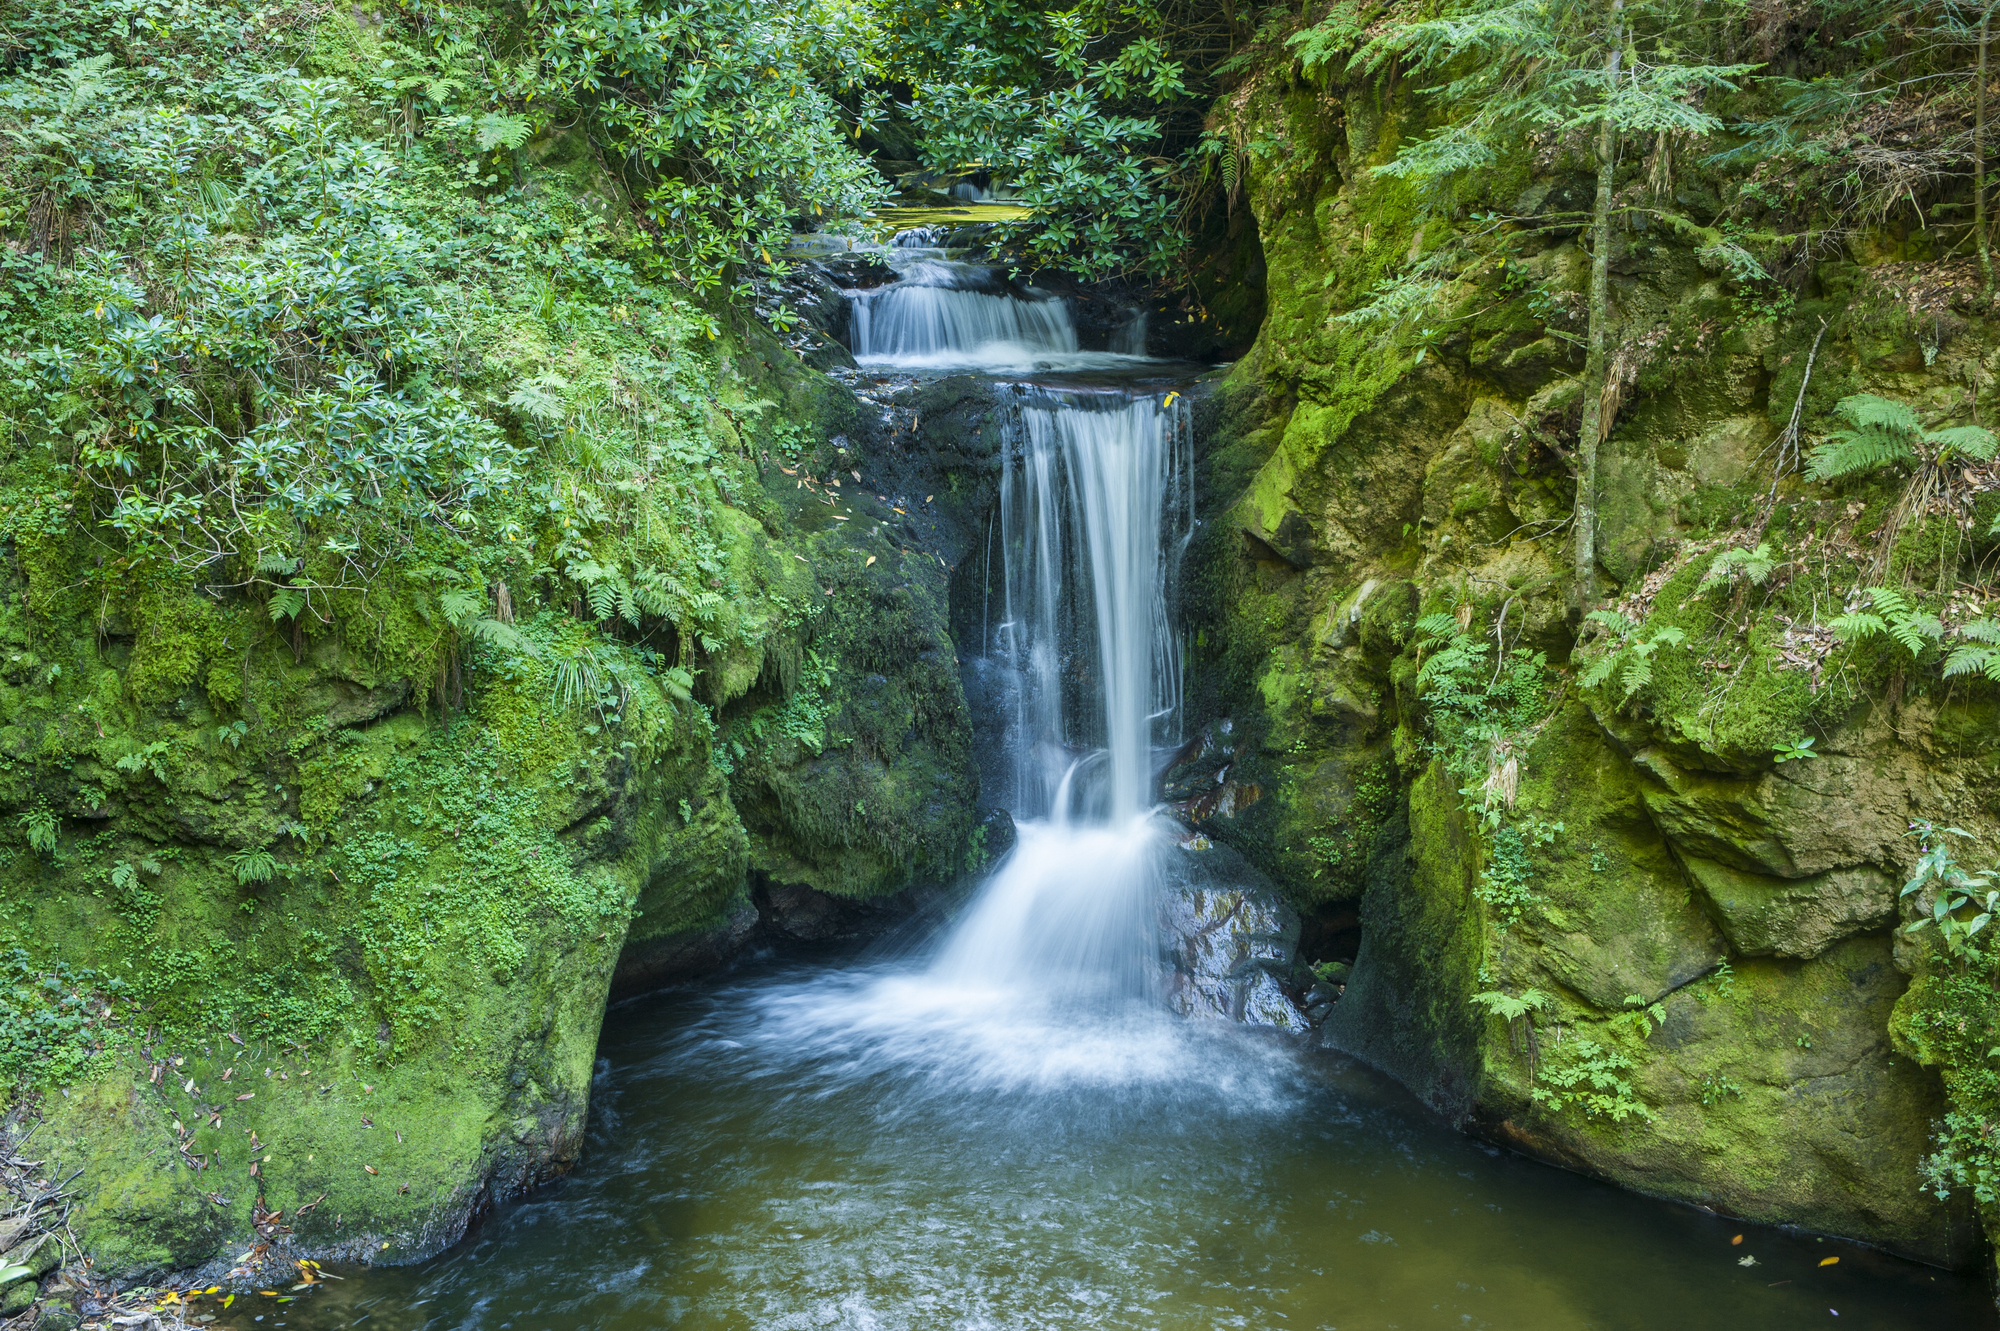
left=1159, top=844, right=1303, bottom=1031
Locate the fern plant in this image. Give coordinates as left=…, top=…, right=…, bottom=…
left=1805, top=394, right=1997, bottom=482
left=1531, top=1039, right=1654, bottom=1123
left=1576, top=611, right=1687, bottom=700
left=1942, top=619, right=2000, bottom=682
left=1829, top=587, right=1945, bottom=658
left=1694, top=542, right=1775, bottom=596
left=1808, top=395, right=1998, bottom=579
left=227, top=847, right=279, bottom=885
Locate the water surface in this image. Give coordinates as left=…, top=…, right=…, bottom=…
left=223, top=953, right=1992, bottom=1331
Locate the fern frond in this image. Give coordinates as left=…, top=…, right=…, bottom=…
left=1958, top=619, right=2000, bottom=644
left=1928, top=425, right=1999, bottom=461
left=1583, top=609, right=1636, bottom=636
left=1694, top=554, right=1732, bottom=596
left=1835, top=393, right=1922, bottom=433
left=1829, top=611, right=1886, bottom=640
left=1891, top=612, right=1945, bottom=655
left=464, top=618, right=540, bottom=658
left=268, top=587, right=306, bottom=622
left=1943, top=644, right=1998, bottom=678
left=1865, top=586, right=1910, bottom=618
left=1805, top=429, right=1912, bottom=482
left=1620, top=656, right=1654, bottom=698
left=440, top=590, right=484, bottom=626
left=1579, top=652, right=1618, bottom=689
left=1414, top=612, right=1460, bottom=639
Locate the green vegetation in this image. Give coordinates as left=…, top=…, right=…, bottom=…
left=0, top=947, right=127, bottom=1091
left=1894, top=825, right=2000, bottom=1206
left=1531, top=1038, right=1653, bottom=1124
left=0, top=0, right=979, bottom=1277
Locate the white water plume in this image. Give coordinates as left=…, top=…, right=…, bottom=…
left=849, top=278, right=1078, bottom=370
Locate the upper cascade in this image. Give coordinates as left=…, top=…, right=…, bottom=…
left=848, top=259, right=1078, bottom=370
left=842, top=236, right=1146, bottom=372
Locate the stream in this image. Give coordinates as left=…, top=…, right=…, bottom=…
left=217, top=240, right=1996, bottom=1330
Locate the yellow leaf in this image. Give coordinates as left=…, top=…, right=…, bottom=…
left=223, top=1295, right=235, bottom=1309
left=1819, top=1256, right=1840, bottom=1266
left=865, top=556, right=876, bottom=567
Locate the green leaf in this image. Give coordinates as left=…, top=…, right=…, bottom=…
left=473, top=112, right=531, bottom=151
left=268, top=587, right=307, bottom=623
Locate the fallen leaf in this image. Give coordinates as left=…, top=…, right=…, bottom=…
left=361, top=1117, right=374, bottom=1128
left=865, top=556, right=876, bottom=566
left=362, top=1084, right=374, bottom=1093
left=925, top=495, right=933, bottom=502
left=364, top=1165, right=379, bottom=1175
left=1819, top=1256, right=1840, bottom=1267
left=235, top=1093, right=254, bottom=1101
left=1731, top=1235, right=1743, bottom=1245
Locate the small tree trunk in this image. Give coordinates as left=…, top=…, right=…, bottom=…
left=1979, top=4, right=1995, bottom=295
left=1574, top=0, right=1625, bottom=609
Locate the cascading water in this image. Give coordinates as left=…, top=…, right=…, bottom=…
left=844, top=238, right=1148, bottom=372
left=931, top=388, right=1192, bottom=1009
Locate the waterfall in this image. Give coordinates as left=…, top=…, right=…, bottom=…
left=988, top=391, right=1189, bottom=822
left=1110, top=309, right=1148, bottom=356
left=928, top=389, right=1192, bottom=1006
left=849, top=268, right=1078, bottom=370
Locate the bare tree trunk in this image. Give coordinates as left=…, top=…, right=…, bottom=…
left=1574, top=0, right=1625, bottom=609
left=1980, top=3, right=1995, bottom=295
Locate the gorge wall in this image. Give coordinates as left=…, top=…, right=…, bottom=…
left=1169, top=50, right=2000, bottom=1273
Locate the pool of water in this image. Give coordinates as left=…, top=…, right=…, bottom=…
left=216, top=953, right=1992, bottom=1331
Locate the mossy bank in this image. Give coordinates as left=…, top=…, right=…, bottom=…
left=0, top=0, right=990, bottom=1293
left=1174, top=25, right=2000, bottom=1274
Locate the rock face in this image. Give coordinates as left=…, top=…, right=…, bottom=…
left=1175, top=54, right=1998, bottom=1269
